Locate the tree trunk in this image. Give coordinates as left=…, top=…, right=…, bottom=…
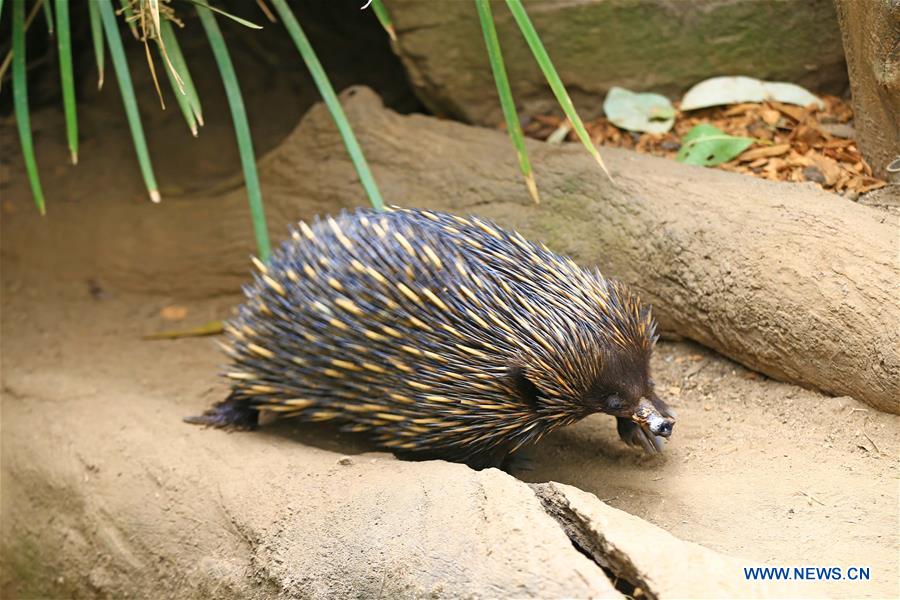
left=834, top=0, right=900, bottom=180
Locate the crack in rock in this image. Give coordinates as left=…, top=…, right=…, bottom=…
left=529, top=481, right=800, bottom=599
left=530, top=482, right=655, bottom=600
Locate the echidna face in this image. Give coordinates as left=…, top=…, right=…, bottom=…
left=587, top=350, right=652, bottom=417
left=585, top=349, right=676, bottom=443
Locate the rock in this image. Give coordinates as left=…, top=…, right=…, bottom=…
left=0, top=358, right=796, bottom=599
left=1, top=371, right=617, bottom=598
left=384, top=0, right=847, bottom=126
left=533, top=482, right=802, bottom=599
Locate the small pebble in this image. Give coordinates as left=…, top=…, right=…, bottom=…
left=660, top=139, right=681, bottom=152
left=803, top=166, right=826, bottom=184
left=338, top=456, right=353, bottom=466
left=160, top=305, right=188, bottom=321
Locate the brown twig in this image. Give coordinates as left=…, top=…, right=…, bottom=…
left=0, top=0, right=45, bottom=92
left=798, top=491, right=826, bottom=506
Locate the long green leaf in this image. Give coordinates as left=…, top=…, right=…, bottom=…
left=41, top=0, right=52, bottom=34
left=12, top=0, right=46, bottom=214
left=147, top=0, right=184, bottom=102
left=270, top=0, right=385, bottom=212
left=182, top=0, right=263, bottom=29
left=369, top=0, right=396, bottom=42
left=476, top=0, right=538, bottom=204
left=196, top=4, right=271, bottom=260
left=157, top=49, right=191, bottom=133
left=505, top=0, right=612, bottom=181
left=159, top=19, right=203, bottom=135
left=55, top=0, right=77, bottom=164
left=160, top=19, right=204, bottom=124
left=87, top=0, right=105, bottom=89
left=98, top=0, right=160, bottom=203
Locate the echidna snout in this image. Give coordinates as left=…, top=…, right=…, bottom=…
left=187, top=206, right=677, bottom=467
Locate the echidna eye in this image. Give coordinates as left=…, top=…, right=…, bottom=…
left=606, top=394, right=623, bottom=411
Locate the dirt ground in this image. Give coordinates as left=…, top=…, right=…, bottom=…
left=522, top=342, right=899, bottom=590
left=2, top=42, right=898, bottom=598
left=1, top=262, right=897, bottom=597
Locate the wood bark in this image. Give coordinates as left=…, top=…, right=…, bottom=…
left=834, top=0, right=900, bottom=179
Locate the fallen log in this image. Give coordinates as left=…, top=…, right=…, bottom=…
left=253, top=88, right=900, bottom=413
left=7, top=87, right=897, bottom=412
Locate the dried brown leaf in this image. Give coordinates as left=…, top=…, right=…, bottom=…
left=160, top=305, right=188, bottom=321
left=760, top=109, right=781, bottom=126
left=773, top=102, right=808, bottom=122
left=739, top=143, right=791, bottom=161
left=807, top=154, right=842, bottom=186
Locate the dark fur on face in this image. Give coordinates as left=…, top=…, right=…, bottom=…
left=586, top=347, right=652, bottom=417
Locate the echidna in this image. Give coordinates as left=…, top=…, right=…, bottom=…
left=187, top=207, right=675, bottom=468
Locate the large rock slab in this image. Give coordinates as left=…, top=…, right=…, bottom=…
left=0, top=359, right=616, bottom=598
left=384, top=0, right=848, bottom=125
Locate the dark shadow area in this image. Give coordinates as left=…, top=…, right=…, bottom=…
left=253, top=415, right=385, bottom=458
left=233, top=405, right=667, bottom=480
left=1, top=0, right=423, bottom=195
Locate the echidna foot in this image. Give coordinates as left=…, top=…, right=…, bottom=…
left=184, top=394, right=259, bottom=430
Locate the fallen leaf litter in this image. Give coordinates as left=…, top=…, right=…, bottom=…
left=519, top=96, right=886, bottom=198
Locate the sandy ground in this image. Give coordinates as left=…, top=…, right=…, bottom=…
left=2, top=50, right=898, bottom=597
left=1, top=257, right=897, bottom=597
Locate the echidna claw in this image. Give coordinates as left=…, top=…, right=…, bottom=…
left=617, top=417, right=666, bottom=454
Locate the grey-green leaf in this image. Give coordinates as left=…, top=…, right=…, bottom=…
left=603, top=86, right=675, bottom=134
left=681, top=76, right=824, bottom=111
